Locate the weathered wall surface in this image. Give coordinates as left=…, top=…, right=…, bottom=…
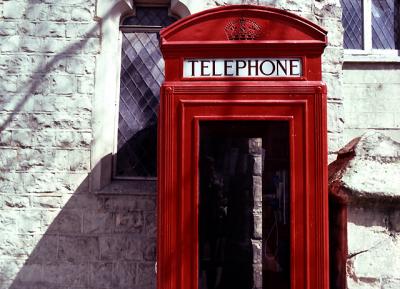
left=0, top=0, right=344, bottom=289
left=329, top=132, right=400, bottom=289
left=343, top=63, right=400, bottom=144
left=0, top=0, right=155, bottom=288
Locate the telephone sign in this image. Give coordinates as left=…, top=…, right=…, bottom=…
left=183, top=58, right=302, bottom=78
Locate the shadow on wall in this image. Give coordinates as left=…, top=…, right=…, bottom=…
left=3, top=165, right=157, bottom=289
left=0, top=2, right=156, bottom=289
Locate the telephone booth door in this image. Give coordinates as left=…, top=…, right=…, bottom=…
left=157, top=5, right=329, bottom=289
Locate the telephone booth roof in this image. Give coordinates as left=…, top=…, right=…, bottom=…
left=160, top=5, right=327, bottom=56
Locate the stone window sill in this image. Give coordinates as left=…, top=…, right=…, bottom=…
left=344, top=50, right=400, bottom=63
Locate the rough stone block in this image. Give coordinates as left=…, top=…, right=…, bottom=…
left=28, top=234, right=58, bottom=263
left=323, top=72, right=342, bottom=100
left=143, top=239, right=156, bottom=261
left=44, top=262, right=88, bottom=286
left=252, top=155, right=263, bottom=176
left=382, top=279, right=400, bottom=289
left=77, top=76, right=95, bottom=94
left=352, top=236, right=400, bottom=279
left=71, top=7, right=93, bottom=21
left=35, top=22, right=65, bottom=38
left=16, top=264, right=42, bottom=283
left=1, top=195, right=30, bottom=208
left=25, top=3, right=49, bottom=20
left=58, top=236, right=99, bottom=261
left=137, top=263, right=156, bottom=287
left=0, top=21, right=17, bottom=36
left=0, top=149, right=17, bottom=170
left=66, top=56, right=95, bottom=74
left=252, top=239, right=262, bottom=264
left=54, top=130, right=75, bottom=148
left=62, top=194, right=102, bottom=210
left=67, top=37, right=101, bottom=54
left=12, top=130, right=32, bottom=147
left=51, top=75, right=76, bottom=94
left=0, top=233, right=37, bottom=258
left=115, top=211, right=143, bottom=233
left=347, top=277, right=381, bottom=289
left=42, top=38, right=68, bottom=54
left=327, top=101, right=344, bottom=133
left=69, top=149, right=90, bottom=171
left=248, top=138, right=262, bottom=154
left=102, top=196, right=156, bottom=212
left=48, top=5, right=71, bottom=21
left=31, top=196, right=62, bottom=209
left=253, top=212, right=262, bottom=239
left=90, top=262, right=113, bottom=288
left=322, top=47, right=343, bottom=73
left=319, top=17, right=343, bottom=47
left=0, top=130, right=11, bottom=146
left=253, top=263, right=263, bottom=289
left=3, top=2, right=25, bottom=19
left=1, top=36, right=20, bottom=52
left=328, top=132, right=344, bottom=153
left=66, top=23, right=100, bottom=38
left=48, top=209, right=81, bottom=234
left=17, top=210, right=43, bottom=233
left=253, top=175, right=262, bottom=202
left=20, top=36, right=43, bottom=53
left=113, top=261, right=137, bottom=288
left=83, top=210, right=114, bottom=233
left=99, top=235, right=141, bottom=261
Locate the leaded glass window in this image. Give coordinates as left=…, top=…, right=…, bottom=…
left=341, top=0, right=400, bottom=50
left=371, top=0, right=400, bottom=49
left=116, top=7, right=176, bottom=177
left=342, top=0, right=364, bottom=49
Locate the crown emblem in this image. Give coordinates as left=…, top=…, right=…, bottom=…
left=224, top=17, right=262, bottom=40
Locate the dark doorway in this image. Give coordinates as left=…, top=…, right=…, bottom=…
left=199, top=121, right=291, bottom=289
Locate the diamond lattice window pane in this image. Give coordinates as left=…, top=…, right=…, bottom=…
left=371, top=0, right=400, bottom=49
left=116, top=8, right=176, bottom=177
left=341, top=0, right=364, bottom=49
left=116, top=32, right=163, bottom=177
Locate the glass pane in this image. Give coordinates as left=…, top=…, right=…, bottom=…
left=372, top=0, right=400, bottom=49
left=116, top=32, right=162, bottom=177
left=116, top=8, right=177, bottom=177
left=341, top=0, right=364, bottom=49
left=199, top=121, right=290, bottom=289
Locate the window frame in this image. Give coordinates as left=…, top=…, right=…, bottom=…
left=113, top=7, right=175, bottom=181
left=344, top=0, right=400, bottom=62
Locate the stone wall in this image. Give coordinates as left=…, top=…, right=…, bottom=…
left=0, top=0, right=344, bottom=289
left=329, top=132, right=400, bottom=289
left=343, top=63, right=400, bottom=144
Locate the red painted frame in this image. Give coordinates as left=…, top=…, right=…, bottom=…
left=158, top=5, right=329, bottom=289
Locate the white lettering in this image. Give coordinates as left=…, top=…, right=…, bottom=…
left=183, top=58, right=302, bottom=78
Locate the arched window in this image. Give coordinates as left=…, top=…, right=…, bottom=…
left=116, top=7, right=177, bottom=178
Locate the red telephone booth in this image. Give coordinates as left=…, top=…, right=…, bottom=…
left=157, top=5, right=328, bottom=289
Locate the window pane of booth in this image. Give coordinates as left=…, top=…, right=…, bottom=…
left=199, top=121, right=290, bottom=289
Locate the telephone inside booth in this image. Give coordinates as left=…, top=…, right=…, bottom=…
left=198, top=121, right=290, bottom=289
